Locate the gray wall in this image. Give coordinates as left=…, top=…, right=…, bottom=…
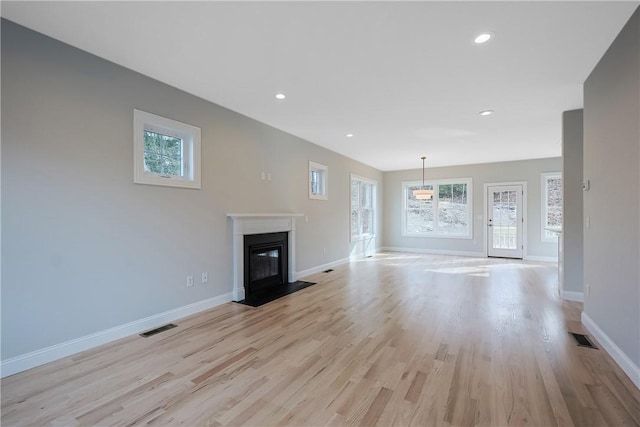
left=1, top=20, right=383, bottom=360
left=583, top=8, right=639, bottom=367
left=383, top=158, right=562, bottom=258
left=562, top=109, right=584, bottom=295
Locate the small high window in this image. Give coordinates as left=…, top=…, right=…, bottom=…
left=309, top=161, right=328, bottom=200
left=134, top=109, right=201, bottom=189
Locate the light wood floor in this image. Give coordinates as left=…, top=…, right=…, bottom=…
left=2, top=253, right=639, bottom=426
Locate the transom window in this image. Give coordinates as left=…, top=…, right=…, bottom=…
left=402, top=178, right=472, bottom=239
left=134, top=109, right=201, bottom=189
left=351, top=175, right=376, bottom=241
left=542, top=172, right=562, bottom=241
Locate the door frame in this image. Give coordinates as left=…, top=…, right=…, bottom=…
left=350, top=173, right=377, bottom=259
left=483, top=181, right=528, bottom=258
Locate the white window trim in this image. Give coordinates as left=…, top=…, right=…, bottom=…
left=541, top=172, right=562, bottom=242
left=309, top=161, right=328, bottom=200
left=350, top=174, right=377, bottom=242
left=401, top=178, right=473, bottom=239
left=134, top=109, right=201, bottom=189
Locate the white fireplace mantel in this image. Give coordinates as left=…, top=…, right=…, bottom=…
left=227, top=213, right=304, bottom=301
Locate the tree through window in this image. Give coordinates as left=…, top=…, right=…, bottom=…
left=402, top=179, right=472, bottom=238
left=143, top=130, right=183, bottom=176
left=133, top=109, right=201, bottom=189
left=542, top=173, right=562, bottom=241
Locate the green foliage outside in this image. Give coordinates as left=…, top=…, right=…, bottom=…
left=406, top=183, right=468, bottom=235
left=144, top=130, right=183, bottom=176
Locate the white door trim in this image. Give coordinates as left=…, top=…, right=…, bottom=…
left=487, top=184, right=524, bottom=258
left=483, top=181, right=528, bottom=258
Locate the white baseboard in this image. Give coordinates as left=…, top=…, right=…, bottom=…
left=561, top=290, right=584, bottom=302
left=524, top=255, right=558, bottom=262
left=380, top=246, right=484, bottom=258
left=0, top=293, right=233, bottom=378
left=296, top=257, right=350, bottom=279
left=581, top=312, right=640, bottom=389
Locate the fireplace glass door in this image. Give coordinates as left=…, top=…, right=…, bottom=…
left=244, top=232, right=288, bottom=295
left=250, top=246, right=281, bottom=282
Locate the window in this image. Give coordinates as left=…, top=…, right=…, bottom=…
left=542, top=172, right=562, bottom=241
left=402, top=178, right=472, bottom=238
left=309, top=161, right=328, bottom=200
left=351, top=175, right=376, bottom=241
left=134, top=109, right=201, bottom=189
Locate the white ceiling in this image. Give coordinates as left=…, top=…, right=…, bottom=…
left=3, top=1, right=638, bottom=171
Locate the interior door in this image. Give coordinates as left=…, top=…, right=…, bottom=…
left=487, top=185, right=523, bottom=258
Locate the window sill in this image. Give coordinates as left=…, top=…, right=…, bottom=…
left=135, top=174, right=201, bottom=189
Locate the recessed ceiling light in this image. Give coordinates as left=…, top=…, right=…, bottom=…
left=275, top=93, right=286, bottom=100
left=474, top=33, right=493, bottom=44
left=346, top=133, right=354, bottom=138
left=479, top=110, right=494, bottom=116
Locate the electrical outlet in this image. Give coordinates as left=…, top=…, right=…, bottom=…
left=202, top=272, right=208, bottom=283
left=187, top=276, right=194, bottom=287
left=586, top=283, right=590, bottom=296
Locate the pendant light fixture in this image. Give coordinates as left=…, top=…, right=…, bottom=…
left=413, top=156, right=433, bottom=200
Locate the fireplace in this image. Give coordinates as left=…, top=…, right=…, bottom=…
left=227, top=213, right=303, bottom=301
left=244, top=232, right=288, bottom=296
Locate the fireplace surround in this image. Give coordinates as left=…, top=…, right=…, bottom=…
left=227, top=213, right=303, bottom=301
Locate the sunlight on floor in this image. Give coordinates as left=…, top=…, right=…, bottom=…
left=423, top=262, right=546, bottom=275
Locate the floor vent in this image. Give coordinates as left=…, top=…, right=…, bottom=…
left=323, top=269, right=334, bottom=273
left=140, top=323, right=177, bottom=338
left=366, top=256, right=373, bottom=258
left=570, top=332, right=597, bottom=349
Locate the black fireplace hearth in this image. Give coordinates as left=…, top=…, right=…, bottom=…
left=236, top=280, right=317, bottom=307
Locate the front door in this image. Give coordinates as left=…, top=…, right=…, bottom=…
left=487, top=185, right=523, bottom=258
